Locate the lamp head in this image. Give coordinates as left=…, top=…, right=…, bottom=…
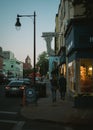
left=15, top=15, right=21, bottom=30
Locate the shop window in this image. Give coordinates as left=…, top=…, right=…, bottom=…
left=80, top=59, right=93, bottom=93
left=68, top=61, right=75, bottom=92
left=60, top=64, right=66, bottom=76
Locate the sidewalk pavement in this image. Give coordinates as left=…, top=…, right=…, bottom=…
left=20, top=81, right=93, bottom=125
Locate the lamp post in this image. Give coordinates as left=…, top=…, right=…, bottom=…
left=15, top=11, right=36, bottom=85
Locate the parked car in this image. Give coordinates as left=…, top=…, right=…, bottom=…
left=5, top=80, right=30, bottom=97
left=8, top=77, right=18, bottom=82
left=19, top=78, right=32, bottom=85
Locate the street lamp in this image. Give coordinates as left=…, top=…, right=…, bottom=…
left=15, top=11, right=36, bottom=85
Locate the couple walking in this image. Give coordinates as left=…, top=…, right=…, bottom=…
left=50, top=73, right=66, bottom=102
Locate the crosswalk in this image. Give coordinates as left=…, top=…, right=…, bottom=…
left=0, top=111, right=25, bottom=130
left=0, top=111, right=17, bottom=115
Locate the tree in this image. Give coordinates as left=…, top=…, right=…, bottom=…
left=36, top=51, right=49, bottom=76
left=23, top=69, right=32, bottom=78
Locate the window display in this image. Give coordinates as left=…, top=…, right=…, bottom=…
left=68, top=59, right=93, bottom=94
left=80, top=59, right=93, bottom=93
left=60, top=64, right=66, bottom=76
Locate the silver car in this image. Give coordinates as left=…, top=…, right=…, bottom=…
left=5, top=80, right=30, bottom=97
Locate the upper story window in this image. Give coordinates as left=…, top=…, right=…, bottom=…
left=11, top=65, right=13, bottom=68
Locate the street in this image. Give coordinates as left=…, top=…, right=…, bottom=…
left=0, top=84, right=72, bottom=130
left=0, top=84, right=25, bottom=130
left=0, top=84, right=73, bottom=130
left=0, top=84, right=92, bottom=130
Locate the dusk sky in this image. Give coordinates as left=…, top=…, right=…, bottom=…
left=0, top=0, right=60, bottom=66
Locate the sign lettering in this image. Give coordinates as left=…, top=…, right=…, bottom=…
left=67, top=41, right=73, bottom=51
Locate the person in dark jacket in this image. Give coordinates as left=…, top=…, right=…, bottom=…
left=50, top=74, right=58, bottom=102
left=59, top=73, right=66, bottom=100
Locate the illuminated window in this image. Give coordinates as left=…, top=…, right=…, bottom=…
left=68, top=61, right=75, bottom=92
left=80, top=59, right=93, bottom=93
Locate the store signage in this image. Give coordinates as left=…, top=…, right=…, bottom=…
left=67, top=41, right=73, bottom=51
left=25, top=88, right=36, bottom=103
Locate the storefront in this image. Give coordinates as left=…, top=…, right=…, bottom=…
left=58, top=47, right=66, bottom=77
left=65, top=18, right=93, bottom=98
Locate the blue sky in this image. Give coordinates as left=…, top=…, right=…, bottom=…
left=0, top=0, right=60, bottom=65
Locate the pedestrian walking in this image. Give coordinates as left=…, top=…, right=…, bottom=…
left=50, top=74, right=58, bottom=102
left=59, top=73, right=66, bottom=100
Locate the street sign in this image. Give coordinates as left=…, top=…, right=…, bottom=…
left=25, top=88, right=37, bottom=103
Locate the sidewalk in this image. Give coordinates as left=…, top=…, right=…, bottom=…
left=20, top=81, right=93, bottom=125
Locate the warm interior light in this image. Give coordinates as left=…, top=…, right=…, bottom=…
left=80, top=66, right=86, bottom=80
left=89, top=67, right=92, bottom=71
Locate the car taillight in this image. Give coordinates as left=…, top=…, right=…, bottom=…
left=19, top=86, right=24, bottom=90
left=5, top=86, right=10, bottom=89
